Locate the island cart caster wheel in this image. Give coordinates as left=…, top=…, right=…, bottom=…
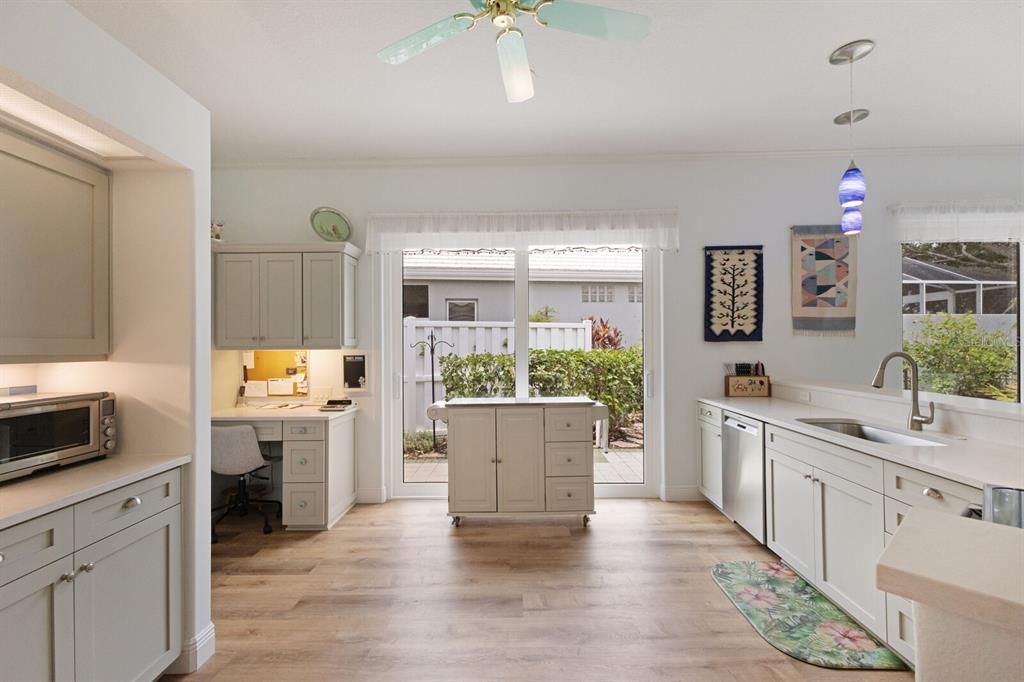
left=582, top=515, right=590, bottom=528
left=452, top=516, right=462, bottom=527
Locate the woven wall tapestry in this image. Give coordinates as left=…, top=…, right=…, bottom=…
left=704, top=245, right=764, bottom=342
left=790, top=225, right=857, bottom=336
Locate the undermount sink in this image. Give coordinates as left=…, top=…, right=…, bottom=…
left=796, top=418, right=947, bottom=447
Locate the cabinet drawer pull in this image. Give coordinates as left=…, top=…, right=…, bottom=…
left=923, top=487, right=943, bottom=500
left=296, top=427, right=307, bottom=434
left=122, top=496, right=142, bottom=510
left=78, top=562, right=95, bottom=573
left=565, top=422, right=572, bottom=428
left=567, top=492, right=573, bottom=498
left=566, top=457, right=573, bottom=463
left=0, top=552, right=5, bottom=564
left=59, top=571, right=75, bottom=583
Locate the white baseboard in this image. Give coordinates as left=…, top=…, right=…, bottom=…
left=660, top=484, right=702, bottom=502
left=357, top=485, right=387, bottom=503
left=165, top=621, right=215, bottom=675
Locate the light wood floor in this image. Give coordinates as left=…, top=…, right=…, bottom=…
left=172, top=499, right=913, bottom=682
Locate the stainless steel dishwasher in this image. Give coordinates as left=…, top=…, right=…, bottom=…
left=721, top=411, right=766, bottom=543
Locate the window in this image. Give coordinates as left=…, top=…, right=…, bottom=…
left=402, top=284, right=429, bottom=318
left=582, top=284, right=614, bottom=303
left=446, top=299, right=477, bottom=321
left=901, top=242, right=1020, bottom=402
left=628, top=284, right=643, bottom=303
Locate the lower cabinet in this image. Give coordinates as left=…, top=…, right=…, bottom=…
left=448, top=407, right=499, bottom=513
left=698, top=419, right=723, bottom=508
left=766, top=430, right=886, bottom=640
left=279, top=416, right=357, bottom=530
left=0, top=556, right=75, bottom=682
left=496, top=408, right=546, bottom=512
left=0, top=469, right=183, bottom=682
left=813, top=468, right=887, bottom=638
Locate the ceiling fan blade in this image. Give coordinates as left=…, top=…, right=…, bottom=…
left=496, top=28, right=534, bottom=103
left=536, top=0, right=651, bottom=41
left=377, top=14, right=476, bottom=65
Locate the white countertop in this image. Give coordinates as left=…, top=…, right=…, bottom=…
left=212, top=405, right=359, bottom=421
left=441, top=396, right=603, bottom=407
left=698, top=396, right=1023, bottom=489
left=0, top=453, right=191, bottom=531
left=877, top=507, right=1024, bottom=632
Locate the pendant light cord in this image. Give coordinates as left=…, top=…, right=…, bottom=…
left=848, top=57, right=854, bottom=160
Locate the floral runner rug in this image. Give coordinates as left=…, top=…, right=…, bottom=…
left=711, top=560, right=906, bottom=670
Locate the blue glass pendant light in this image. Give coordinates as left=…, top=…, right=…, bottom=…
left=839, top=161, right=865, bottom=208
left=841, top=207, right=863, bottom=235
left=830, top=40, right=874, bottom=230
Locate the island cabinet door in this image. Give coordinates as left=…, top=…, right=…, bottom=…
left=496, top=407, right=546, bottom=513
left=813, top=468, right=887, bottom=639
left=765, top=449, right=815, bottom=580
left=447, top=408, right=498, bottom=513
left=0, top=556, right=75, bottom=682
left=74, top=507, right=182, bottom=682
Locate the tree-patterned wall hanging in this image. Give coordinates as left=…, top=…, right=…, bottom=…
left=704, top=245, right=765, bottom=342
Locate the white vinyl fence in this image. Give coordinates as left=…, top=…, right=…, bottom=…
left=403, top=318, right=592, bottom=433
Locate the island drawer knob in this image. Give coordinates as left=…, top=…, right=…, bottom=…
left=567, top=492, right=573, bottom=498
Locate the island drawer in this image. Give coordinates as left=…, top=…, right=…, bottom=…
left=74, top=469, right=181, bottom=548
left=544, top=408, right=592, bottom=442
left=545, top=442, right=592, bottom=477
left=283, top=420, right=325, bottom=441
left=883, top=462, right=981, bottom=516
left=0, top=508, right=74, bottom=587
left=696, top=402, right=722, bottom=425
left=217, top=420, right=283, bottom=442
left=766, top=425, right=883, bottom=492
left=545, top=476, right=593, bottom=512
left=283, top=441, right=326, bottom=483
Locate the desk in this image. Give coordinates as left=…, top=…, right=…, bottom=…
left=212, top=406, right=359, bottom=530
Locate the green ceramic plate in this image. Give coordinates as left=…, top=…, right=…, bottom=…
left=310, top=207, right=351, bottom=242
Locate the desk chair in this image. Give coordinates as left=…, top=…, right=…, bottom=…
left=211, top=425, right=283, bottom=543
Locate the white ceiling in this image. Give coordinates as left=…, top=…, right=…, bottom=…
left=69, top=0, right=1024, bottom=164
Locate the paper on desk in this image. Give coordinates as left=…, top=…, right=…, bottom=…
left=243, top=380, right=268, bottom=397
left=268, top=378, right=295, bottom=396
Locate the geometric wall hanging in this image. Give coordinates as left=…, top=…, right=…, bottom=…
left=790, top=225, right=858, bottom=336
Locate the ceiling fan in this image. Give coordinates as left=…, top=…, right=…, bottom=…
left=376, top=0, right=651, bottom=103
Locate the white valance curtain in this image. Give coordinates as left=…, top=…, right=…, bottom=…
left=365, top=208, right=679, bottom=252
left=890, top=202, right=1023, bottom=243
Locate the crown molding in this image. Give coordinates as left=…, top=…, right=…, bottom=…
left=212, top=145, right=1024, bottom=171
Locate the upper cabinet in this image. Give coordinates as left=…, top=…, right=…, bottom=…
left=213, top=243, right=360, bottom=349
left=0, top=129, right=110, bottom=360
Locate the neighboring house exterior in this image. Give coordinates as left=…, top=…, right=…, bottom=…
left=402, top=249, right=644, bottom=346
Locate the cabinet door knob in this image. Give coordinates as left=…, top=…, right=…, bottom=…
left=122, top=496, right=142, bottom=510
left=490, top=458, right=496, bottom=463
left=496, top=458, right=503, bottom=464
left=923, top=487, right=943, bottom=500
left=802, top=474, right=812, bottom=480
left=565, top=422, right=572, bottom=428
left=298, top=501, right=308, bottom=509
left=78, top=562, right=95, bottom=573
left=812, top=477, right=820, bottom=483
left=58, top=571, right=75, bottom=583
left=567, top=492, right=573, bottom=498
left=299, top=458, right=308, bottom=466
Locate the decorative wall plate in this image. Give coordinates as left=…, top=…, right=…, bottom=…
left=310, top=207, right=352, bottom=242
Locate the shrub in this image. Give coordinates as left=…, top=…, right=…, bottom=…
left=903, top=314, right=1017, bottom=401
left=404, top=431, right=446, bottom=455
left=586, top=317, right=624, bottom=349
left=439, top=347, right=643, bottom=431
left=529, top=306, right=557, bottom=322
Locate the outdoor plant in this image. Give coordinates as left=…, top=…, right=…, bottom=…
left=529, top=305, right=557, bottom=322
left=439, top=346, right=643, bottom=433
left=903, top=314, right=1017, bottom=401
left=404, top=431, right=446, bottom=456
left=586, top=316, right=624, bottom=349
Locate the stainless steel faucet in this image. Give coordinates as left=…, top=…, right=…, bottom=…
left=871, top=351, right=935, bottom=432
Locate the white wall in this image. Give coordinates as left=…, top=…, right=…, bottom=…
left=213, top=149, right=1023, bottom=500
left=1, top=1, right=213, bottom=671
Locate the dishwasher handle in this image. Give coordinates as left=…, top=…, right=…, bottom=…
left=724, top=417, right=759, bottom=436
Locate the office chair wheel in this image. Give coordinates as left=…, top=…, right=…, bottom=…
left=263, top=521, right=272, bottom=534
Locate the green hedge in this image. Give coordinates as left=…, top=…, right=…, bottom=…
left=438, top=347, right=643, bottom=431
